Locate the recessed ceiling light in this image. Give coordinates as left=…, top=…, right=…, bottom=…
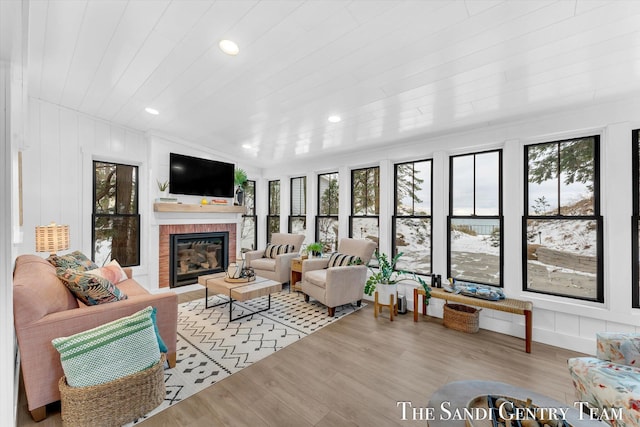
left=242, top=144, right=252, bottom=149
left=219, top=39, right=239, bottom=56
left=328, top=115, right=341, bottom=123
left=145, top=107, right=159, bottom=115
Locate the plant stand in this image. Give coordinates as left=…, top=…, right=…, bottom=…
left=374, top=290, right=398, bottom=321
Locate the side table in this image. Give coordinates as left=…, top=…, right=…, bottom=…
left=290, top=257, right=303, bottom=292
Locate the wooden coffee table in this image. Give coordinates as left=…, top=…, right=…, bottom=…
left=198, top=273, right=282, bottom=321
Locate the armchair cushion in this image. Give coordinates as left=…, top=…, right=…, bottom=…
left=596, top=332, right=640, bottom=366
left=304, top=270, right=328, bottom=288
left=251, top=258, right=277, bottom=272
left=56, top=268, right=128, bottom=306
left=327, top=252, right=360, bottom=268
left=265, top=243, right=293, bottom=259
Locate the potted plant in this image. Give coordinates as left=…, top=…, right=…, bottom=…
left=306, top=242, right=324, bottom=258
left=157, top=179, right=169, bottom=197
left=364, top=250, right=430, bottom=305
left=234, top=168, right=248, bottom=205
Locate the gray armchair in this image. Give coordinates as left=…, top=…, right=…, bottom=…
left=244, top=233, right=305, bottom=284
left=301, top=238, right=377, bottom=316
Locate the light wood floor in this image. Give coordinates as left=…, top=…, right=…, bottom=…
left=17, top=290, right=586, bottom=426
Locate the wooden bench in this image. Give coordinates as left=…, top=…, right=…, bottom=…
left=413, top=287, right=533, bottom=353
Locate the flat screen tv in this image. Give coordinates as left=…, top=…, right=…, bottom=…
left=169, top=153, right=235, bottom=198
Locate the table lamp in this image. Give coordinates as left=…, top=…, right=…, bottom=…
left=35, top=222, right=69, bottom=256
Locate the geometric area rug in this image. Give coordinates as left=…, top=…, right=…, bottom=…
left=128, top=290, right=364, bottom=425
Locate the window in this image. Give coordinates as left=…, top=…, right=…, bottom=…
left=448, top=150, right=502, bottom=286
left=240, top=180, right=257, bottom=252
left=288, top=176, right=306, bottom=241
left=267, top=180, right=280, bottom=242
left=632, top=130, right=639, bottom=308
left=316, top=172, right=339, bottom=252
left=523, top=136, right=602, bottom=302
left=394, top=159, right=432, bottom=275
left=350, top=167, right=379, bottom=242
left=92, top=161, right=140, bottom=267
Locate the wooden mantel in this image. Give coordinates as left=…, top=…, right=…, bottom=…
left=153, top=203, right=246, bottom=214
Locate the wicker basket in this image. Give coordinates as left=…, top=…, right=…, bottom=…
left=59, top=354, right=166, bottom=427
left=443, top=303, right=481, bottom=333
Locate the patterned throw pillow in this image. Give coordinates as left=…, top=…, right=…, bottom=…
left=327, top=252, right=361, bottom=268
left=56, top=268, right=128, bottom=306
left=52, top=306, right=161, bottom=387
left=85, top=259, right=128, bottom=284
left=49, top=250, right=99, bottom=272
left=264, top=243, right=292, bottom=259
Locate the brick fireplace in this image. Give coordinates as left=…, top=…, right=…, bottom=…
left=159, top=223, right=236, bottom=288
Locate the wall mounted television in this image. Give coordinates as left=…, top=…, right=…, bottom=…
left=169, top=153, right=235, bottom=198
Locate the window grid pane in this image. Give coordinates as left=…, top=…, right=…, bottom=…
left=290, top=176, right=306, bottom=216
left=318, top=172, right=339, bottom=215
left=448, top=150, right=502, bottom=287
left=93, top=161, right=140, bottom=267
left=633, top=130, right=640, bottom=308
left=394, top=159, right=432, bottom=275
left=317, top=216, right=339, bottom=253
left=524, top=136, right=602, bottom=302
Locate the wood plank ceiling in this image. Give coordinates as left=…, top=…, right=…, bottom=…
left=27, top=0, right=640, bottom=166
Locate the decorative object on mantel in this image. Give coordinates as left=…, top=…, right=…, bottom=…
left=156, top=180, right=169, bottom=198
left=234, top=168, right=248, bottom=206
left=35, top=222, right=70, bottom=256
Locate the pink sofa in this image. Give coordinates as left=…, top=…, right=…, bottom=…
left=13, top=254, right=178, bottom=421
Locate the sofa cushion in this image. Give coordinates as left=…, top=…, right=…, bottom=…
left=49, top=250, right=99, bottom=272
left=13, top=255, right=79, bottom=325
left=327, top=252, right=360, bottom=268
left=251, top=258, right=277, bottom=272
left=52, top=306, right=161, bottom=387
left=264, top=243, right=292, bottom=259
left=85, top=259, right=128, bottom=284
left=305, top=269, right=327, bottom=288
left=56, top=268, right=128, bottom=306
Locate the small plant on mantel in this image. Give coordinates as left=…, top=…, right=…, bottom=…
left=157, top=180, right=169, bottom=192
left=364, top=250, right=431, bottom=304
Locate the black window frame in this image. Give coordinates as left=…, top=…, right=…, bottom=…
left=633, top=130, right=640, bottom=308
left=288, top=176, right=307, bottom=236
left=92, top=160, right=140, bottom=267
left=447, top=149, right=504, bottom=287
left=522, top=136, right=603, bottom=303
left=267, top=180, right=280, bottom=243
left=393, top=159, right=433, bottom=276
left=349, top=166, right=380, bottom=241
left=241, top=180, right=257, bottom=252
left=316, top=172, right=339, bottom=252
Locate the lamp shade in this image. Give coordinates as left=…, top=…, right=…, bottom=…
left=35, top=222, right=69, bottom=256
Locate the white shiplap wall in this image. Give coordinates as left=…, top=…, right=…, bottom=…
left=20, top=99, right=148, bottom=276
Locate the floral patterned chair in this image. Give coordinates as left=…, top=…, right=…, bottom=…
left=567, top=332, right=640, bottom=427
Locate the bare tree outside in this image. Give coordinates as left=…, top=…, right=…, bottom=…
left=93, top=162, right=139, bottom=267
